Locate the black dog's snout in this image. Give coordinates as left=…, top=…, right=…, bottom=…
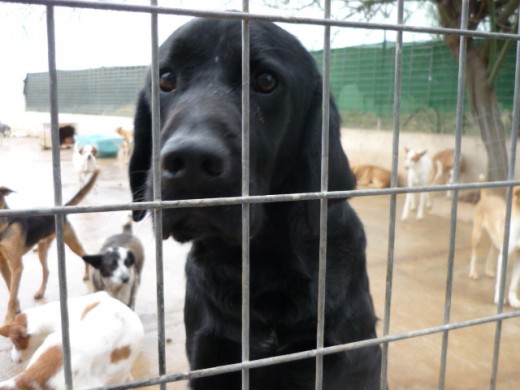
left=161, top=136, right=229, bottom=189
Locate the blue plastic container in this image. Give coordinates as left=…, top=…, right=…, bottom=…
left=75, top=134, right=124, bottom=158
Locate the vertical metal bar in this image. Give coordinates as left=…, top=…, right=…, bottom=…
left=438, top=1, right=469, bottom=388
left=490, top=7, right=520, bottom=388
left=315, top=1, right=331, bottom=389
left=380, top=1, right=403, bottom=388
left=46, top=5, right=73, bottom=389
left=241, top=2, right=251, bottom=390
left=150, top=1, right=166, bottom=387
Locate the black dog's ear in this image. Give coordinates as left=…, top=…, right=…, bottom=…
left=82, top=254, right=103, bottom=270
left=301, top=89, right=355, bottom=232
left=129, top=90, right=152, bottom=222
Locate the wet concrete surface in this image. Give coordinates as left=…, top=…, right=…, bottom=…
left=0, top=137, right=519, bottom=389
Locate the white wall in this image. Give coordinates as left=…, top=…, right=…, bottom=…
left=341, top=128, right=520, bottom=185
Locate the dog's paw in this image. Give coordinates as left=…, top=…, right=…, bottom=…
left=508, top=294, right=520, bottom=308
left=494, top=294, right=506, bottom=305
left=469, top=271, right=479, bottom=280
left=34, top=290, right=45, bottom=300
left=485, top=270, right=495, bottom=278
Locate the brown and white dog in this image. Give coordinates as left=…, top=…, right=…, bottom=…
left=351, top=164, right=391, bottom=189
left=0, top=291, right=144, bottom=389
left=82, top=218, right=144, bottom=309
left=0, top=170, right=99, bottom=324
left=73, top=142, right=98, bottom=187
left=0, top=291, right=115, bottom=363
left=401, top=147, right=433, bottom=221
left=469, top=183, right=520, bottom=307
left=432, top=148, right=465, bottom=196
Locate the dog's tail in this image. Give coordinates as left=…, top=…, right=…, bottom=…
left=123, top=214, right=133, bottom=234
left=65, top=169, right=100, bottom=206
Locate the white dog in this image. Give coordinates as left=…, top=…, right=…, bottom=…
left=401, top=147, right=433, bottom=221
left=73, top=142, right=98, bottom=187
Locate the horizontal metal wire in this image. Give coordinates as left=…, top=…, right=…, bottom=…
left=1, top=180, right=519, bottom=218
left=2, top=1, right=519, bottom=389
left=3, top=0, right=520, bottom=42
left=88, top=310, right=520, bottom=390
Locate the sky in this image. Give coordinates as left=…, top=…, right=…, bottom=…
left=0, top=0, right=434, bottom=119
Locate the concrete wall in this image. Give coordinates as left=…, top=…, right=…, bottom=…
left=341, top=128, right=520, bottom=186
left=6, top=113, right=519, bottom=186
left=7, top=112, right=133, bottom=139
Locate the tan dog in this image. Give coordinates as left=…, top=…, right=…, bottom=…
left=351, top=164, right=391, bottom=189
left=432, top=148, right=465, bottom=196
left=469, top=183, right=520, bottom=307
left=115, top=126, right=133, bottom=158
left=0, top=170, right=99, bottom=324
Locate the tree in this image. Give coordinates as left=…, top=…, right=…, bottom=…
left=433, top=0, right=517, bottom=183
left=265, top=0, right=519, bottom=183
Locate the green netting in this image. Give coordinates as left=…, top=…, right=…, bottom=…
left=24, top=39, right=516, bottom=134
left=311, top=39, right=516, bottom=133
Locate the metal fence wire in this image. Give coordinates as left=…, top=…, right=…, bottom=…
left=1, top=0, right=520, bottom=389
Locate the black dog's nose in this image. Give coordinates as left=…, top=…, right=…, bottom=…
left=161, top=136, right=228, bottom=189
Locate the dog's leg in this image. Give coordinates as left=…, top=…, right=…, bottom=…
left=401, top=193, right=412, bottom=221
left=63, top=221, right=89, bottom=281
left=494, top=250, right=507, bottom=305
left=508, top=254, right=520, bottom=308
left=0, top=251, right=11, bottom=291
left=469, top=216, right=484, bottom=280
left=79, top=171, right=85, bottom=188
left=34, top=238, right=52, bottom=300
left=5, top=256, right=23, bottom=323
left=417, top=192, right=426, bottom=220
left=426, top=191, right=432, bottom=210
left=410, top=192, right=417, bottom=211
left=484, top=245, right=497, bottom=278
left=446, top=168, right=454, bottom=198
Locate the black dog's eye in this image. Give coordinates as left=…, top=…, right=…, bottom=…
left=253, top=72, right=277, bottom=93
left=160, top=71, right=177, bottom=92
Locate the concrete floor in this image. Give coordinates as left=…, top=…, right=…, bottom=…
left=0, top=137, right=519, bottom=389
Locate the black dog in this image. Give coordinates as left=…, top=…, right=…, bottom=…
left=130, top=18, right=381, bottom=390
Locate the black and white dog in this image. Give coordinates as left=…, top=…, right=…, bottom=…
left=82, top=219, right=144, bottom=309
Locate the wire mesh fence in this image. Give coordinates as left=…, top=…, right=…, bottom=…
left=1, top=1, right=520, bottom=390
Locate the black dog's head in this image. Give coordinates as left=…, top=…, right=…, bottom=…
left=129, top=18, right=354, bottom=244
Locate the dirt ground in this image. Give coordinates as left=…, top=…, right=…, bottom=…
left=0, top=136, right=519, bottom=389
